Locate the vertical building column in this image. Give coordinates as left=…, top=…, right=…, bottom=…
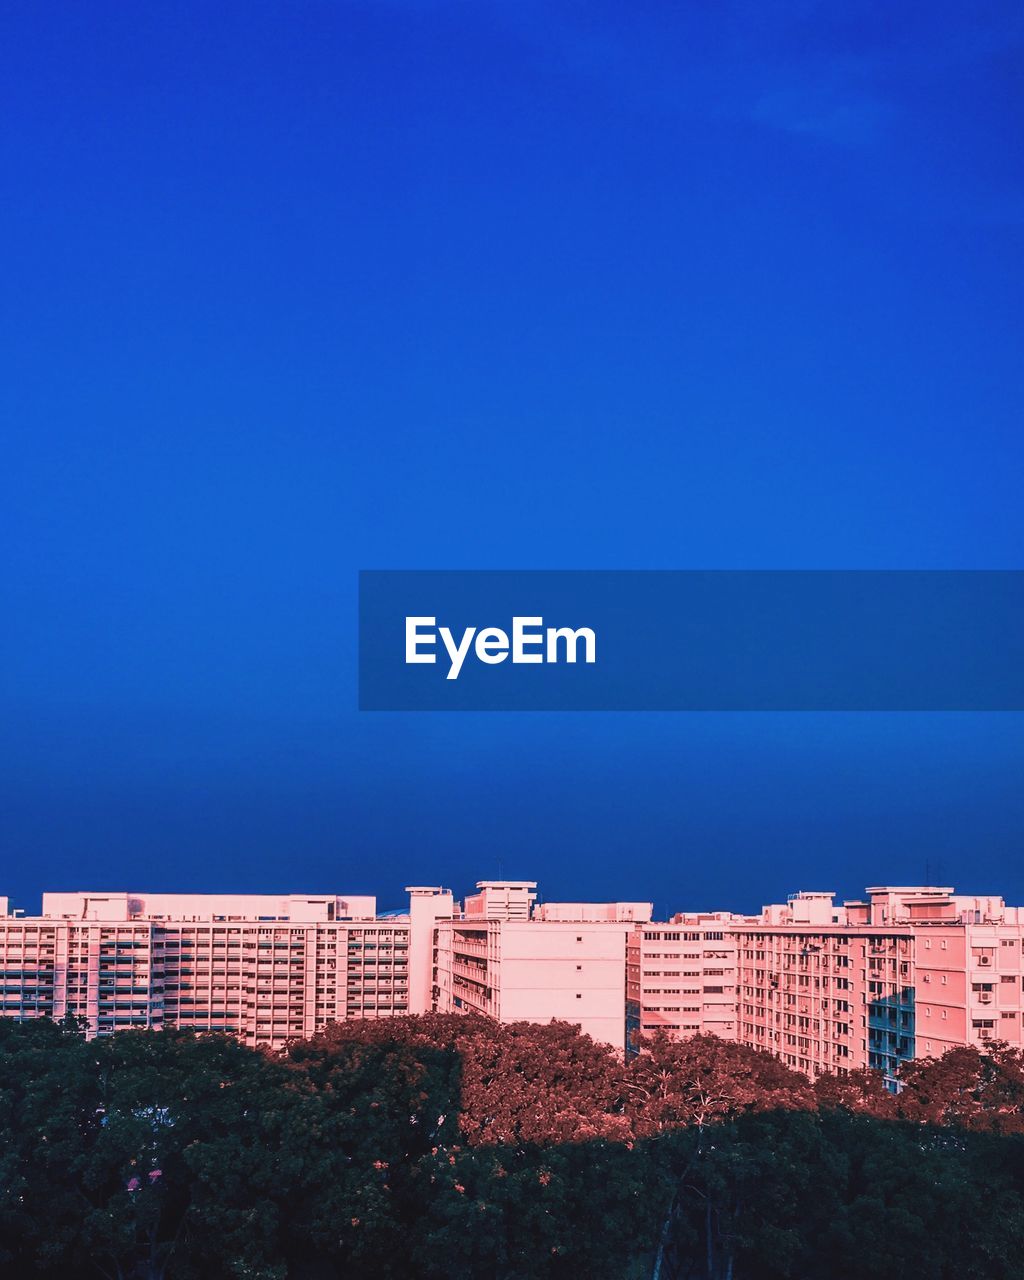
left=405, top=887, right=455, bottom=1015
left=303, top=924, right=319, bottom=1040
left=52, top=922, right=69, bottom=1021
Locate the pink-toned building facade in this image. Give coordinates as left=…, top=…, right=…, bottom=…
left=734, top=891, right=878, bottom=1078
left=433, top=882, right=650, bottom=1050
left=621, top=885, right=1024, bottom=1089
left=3, top=880, right=1023, bottom=1085
left=0, top=882, right=643, bottom=1051
left=1, top=891, right=411, bottom=1048
left=733, top=886, right=1024, bottom=1086
left=627, top=912, right=746, bottom=1046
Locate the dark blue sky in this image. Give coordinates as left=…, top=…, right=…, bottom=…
left=2, top=2, right=1022, bottom=918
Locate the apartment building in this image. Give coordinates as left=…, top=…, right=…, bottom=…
left=847, top=886, right=1024, bottom=1065
left=627, top=911, right=744, bottom=1048
left=735, top=891, right=881, bottom=1079
left=433, top=881, right=649, bottom=1050
left=1, top=891, right=417, bottom=1048
left=0, top=882, right=638, bottom=1051
left=733, top=886, right=1024, bottom=1087
left=3, top=880, right=1023, bottom=1086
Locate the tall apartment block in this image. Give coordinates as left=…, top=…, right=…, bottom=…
left=733, top=886, right=1024, bottom=1086
left=0, top=890, right=450, bottom=1049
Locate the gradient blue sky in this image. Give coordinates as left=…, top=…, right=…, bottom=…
left=2, top=2, right=1023, bottom=917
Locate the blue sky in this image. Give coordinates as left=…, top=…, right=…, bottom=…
left=1, top=2, right=1022, bottom=916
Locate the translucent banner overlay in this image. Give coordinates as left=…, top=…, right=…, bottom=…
left=358, top=571, right=1024, bottom=711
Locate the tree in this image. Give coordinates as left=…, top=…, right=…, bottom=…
left=280, top=1030, right=460, bottom=1278
left=897, top=1042, right=1024, bottom=1133
left=813, top=1066, right=896, bottom=1118
left=6, top=1016, right=1024, bottom=1279
left=79, top=1027, right=307, bottom=1280
left=622, top=1034, right=814, bottom=1279
left=623, top=1033, right=814, bottom=1138
left=0, top=1016, right=100, bottom=1276
left=304, top=1014, right=630, bottom=1146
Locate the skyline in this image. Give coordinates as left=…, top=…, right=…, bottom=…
left=0, top=866, right=1012, bottom=929
left=3, top=880, right=1020, bottom=1087
left=2, top=3, right=1023, bottom=917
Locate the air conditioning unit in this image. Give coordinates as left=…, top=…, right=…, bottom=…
left=978, top=992, right=993, bottom=1003
left=978, top=956, right=992, bottom=966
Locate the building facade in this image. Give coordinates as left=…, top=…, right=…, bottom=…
left=0, top=882, right=645, bottom=1051
left=433, top=882, right=647, bottom=1049
left=2, top=880, right=1023, bottom=1085
left=2, top=891, right=412, bottom=1048
left=733, top=886, right=1024, bottom=1086
left=627, top=912, right=744, bottom=1047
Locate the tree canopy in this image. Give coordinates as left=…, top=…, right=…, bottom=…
left=2, top=1016, right=1024, bottom=1279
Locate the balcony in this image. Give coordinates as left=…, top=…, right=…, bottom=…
left=452, top=984, right=491, bottom=1013
left=452, top=959, right=488, bottom=984
left=452, top=938, right=488, bottom=958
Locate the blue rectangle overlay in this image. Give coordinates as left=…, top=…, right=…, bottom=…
left=358, top=571, right=1024, bottom=711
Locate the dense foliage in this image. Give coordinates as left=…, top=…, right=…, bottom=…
left=3, top=1016, right=1024, bottom=1279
